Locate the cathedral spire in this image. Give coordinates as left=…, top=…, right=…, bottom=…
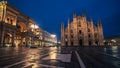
left=73, top=12, right=76, bottom=18
left=61, top=23, right=64, bottom=31
left=90, top=17, right=93, bottom=22
left=98, top=19, right=102, bottom=27
left=82, top=11, right=86, bottom=17
left=67, top=18, right=70, bottom=30
left=68, top=18, right=70, bottom=25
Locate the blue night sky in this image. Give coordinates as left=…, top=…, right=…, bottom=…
left=5, top=0, right=120, bottom=39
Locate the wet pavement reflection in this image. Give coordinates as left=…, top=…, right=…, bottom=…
left=0, top=47, right=72, bottom=68
left=1, top=46, right=120, bottom=68
left=77, top=46, right=120, bottom=68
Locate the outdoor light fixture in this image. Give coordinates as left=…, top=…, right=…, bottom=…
left=51, top=34, right=56, bottom=38
left=103, top=40, right=106, bottom=42
left=111, top=39, right=116, bottom=43
left=58, top=41, right=61, bottom=44
left=30, top=24, right=34, bottom=28
left=34, top=25, right=39, bottom=29
left=30, top=24, right=39, bottom=29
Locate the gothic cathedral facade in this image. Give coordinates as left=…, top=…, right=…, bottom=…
left=61, top=14, right=104, bottom=46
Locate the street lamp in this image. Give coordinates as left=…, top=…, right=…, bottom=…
left=111, top=39, right=116, bottom=45
left=51, top=34, right=56, bottom=38
left=30, top=24, right=39, bottom=29
left=111, top=39, right=116, bottom=43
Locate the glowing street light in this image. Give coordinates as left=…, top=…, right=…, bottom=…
left=111, top=39, right=116, bottom=43
left=51, top=34, right=56, bottom=38
left=30, top=24, right=39, bottom=29
left=34, top=25, right=39, bottom=29
left=51, top=34, right=57, bottom=44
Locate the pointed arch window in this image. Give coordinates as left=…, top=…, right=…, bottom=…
left=79, top=30, right=82, bottom=34
left=88, top=28, right=90, bottom=32
left=88, top=34, right=91, bottom=38
left=65, top=35, right=67, bottom=38
left=71, top=30, right=73, bottom=33
left=78, top=22, right=81, bottom=27
left=71, top=35, right=73, bottom=38
left=95, top=34, right=97, bottom=38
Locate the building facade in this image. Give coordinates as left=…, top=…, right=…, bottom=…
left=0, top=1, right=57, bottom=47
left=104, top=36, right=120, bottom=46
left=42, top=31, right=57, bottom=47
left=61, top=14, right=104, bottom=46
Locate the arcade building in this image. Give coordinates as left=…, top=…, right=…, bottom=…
left=0, top=1, right=57, bottom=47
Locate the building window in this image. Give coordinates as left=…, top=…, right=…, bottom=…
left=95, top=41, right=98, bottom=45
left=71, top=30, right=73, bottom=33
left=79, top=30, right=82, bottom=34
left=78, top=22, right=81, bottom=27
left=88, top=34, right=90, bottom=38
left=95, top=34, right=97, bottom=38
left=79, top=39, right=83, bottom=46
left=71, top=35, right=73, bottom=38
left=65, top=35, right=67, bottom=38
left=71, top=41, right=73, bottom=46
left=65, top=39, right=67, bottom=41
left=10, top=19, right=13, bottom=24
left=88, top=28, right=90, bottom=32
left=65, top=41, right=68, bottom=46
left=7, top=18, right=9, bottom=23
left=89, top=41, right=92, bottom=45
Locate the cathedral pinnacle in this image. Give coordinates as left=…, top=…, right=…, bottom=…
left=68, top=18, right=70, bottom=23
left=90, top=17, right=93, bottom=22
left=82, top=11, right=86, bottom=17
left=73, top=12, right=76, bottom=18
left=98, top=19, right=102, bottom=26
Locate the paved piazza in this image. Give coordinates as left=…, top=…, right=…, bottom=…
left=0, top=46, right=120, bottom=68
